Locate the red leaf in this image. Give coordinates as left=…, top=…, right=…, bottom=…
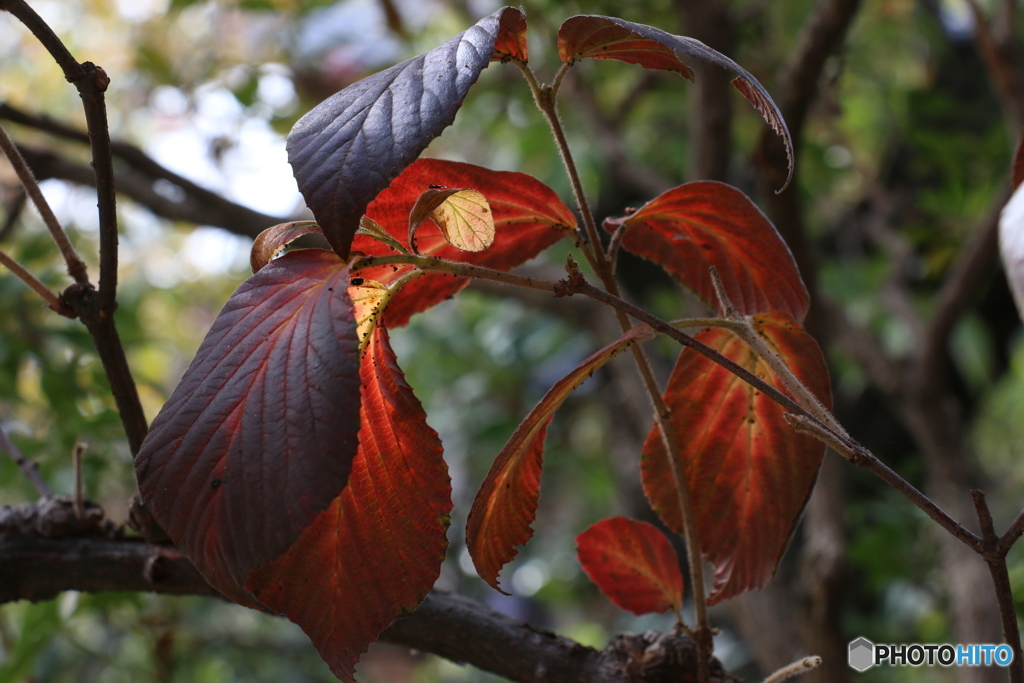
left=135, top=249, right=362, bottom=602
left=491, top=8, right=528, bottom=63
left=467, top=324, right=655, bottom=592
left=558, top=15, right=695, bottom=80
left=555, top=15, right=793, bottom=189
left=354, top=158, right=574, bottom=327
left=640, top=313, right=830, bottom=605
left=577, top=517, right=683, bottom=616
left=246, top=325, right=451, bottom=682
left=613, top=181, right=809, bottom=321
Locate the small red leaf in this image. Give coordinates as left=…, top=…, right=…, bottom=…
left=467, top=324, right=655, bottom=592
left=614, top=181, right=809, bottom=321
left=354, top=158, right=574, bottom=327
left=577, top=517, right=683, bottom=616
left=246, top=324, right=451, bottom=682
left=135, top=249, right=362, bottom=602
left=492, top=8, right=528, bottom=63
left=558, top=15, right=695, bottom=80
left=641, top=313, right=830, bottom=605
left=250, top=221, right=322, bottom=273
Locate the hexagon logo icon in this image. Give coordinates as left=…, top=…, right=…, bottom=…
left=849, top=637, right=875, bottom=672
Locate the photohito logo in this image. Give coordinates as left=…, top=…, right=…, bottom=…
left=849, top=638, right=1014, bottom=671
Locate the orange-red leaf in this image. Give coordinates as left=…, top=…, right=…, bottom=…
left=555, top=15, right=793, bottom=189
left=577, top=517, right=683, bottom=616
left=641, top=313, right=830, bottom=605
left=558, top=15, right=695, bottom=79
left=354, top=158, right=574, bottom=327
left=135, top=249, right=362, bottom=603
left=467, top=324, right=655, bottom=592
left=491, top=8, right=528, bottom=63
left=246, top=325, right=451, bottom=682
left=612, top=181, right=809, bottom=321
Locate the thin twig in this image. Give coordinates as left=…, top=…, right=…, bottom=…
left=0, top=122, right=88, bottom=284
left=0, top=420, right=52, bottom=498
left=0, top=248, right=70, bottom=315
left=762, top=656, right=822, bottom=683
left=534, top=60, right=717, bottom=675
left=785, top=413, right=981, bottom=550
left=999, top=507, right=1024, bottom=554
left=0, top=1, right=118, bottom=306
left=2, top=0, right=149, bottom=456
left=970, top=490, right=1024, bottom=683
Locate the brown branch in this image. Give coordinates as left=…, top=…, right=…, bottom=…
left=0, top=534, right=738, bottom=683
left=0, top=0, right=119, bottom=307
left=1, top=1, right=151, bottom=457
left=15, top=143, right=284, bottom=238
left=970, top=490, right=1024, bottom=683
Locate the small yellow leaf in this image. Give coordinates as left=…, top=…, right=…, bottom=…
left=430, top=188, right=494, bottom=252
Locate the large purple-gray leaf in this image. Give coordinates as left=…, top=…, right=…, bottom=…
left=287, top=7, right=524, bottom=259
left=135, top=249, right=362, bottom=603
left=558, top=15, right=794, bottom=191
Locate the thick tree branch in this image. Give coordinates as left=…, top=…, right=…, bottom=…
left=0, top=534, right=737, bottom=683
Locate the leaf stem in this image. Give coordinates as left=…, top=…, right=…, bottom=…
left=0, top=121, right=88, bottom=284
left=708, top=267, right=847, bottom=438
left=524, top=64, right=716, bottom=677
left=513, top=61, right=604, bottom=275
